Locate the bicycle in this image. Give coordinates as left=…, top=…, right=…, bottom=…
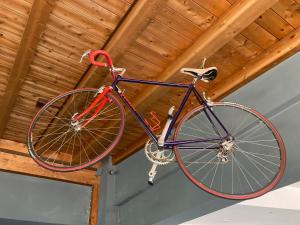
left=28, top=49, right=286, bottom=200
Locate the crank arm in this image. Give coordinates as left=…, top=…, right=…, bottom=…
left=148, top=162, right=159, bottom=185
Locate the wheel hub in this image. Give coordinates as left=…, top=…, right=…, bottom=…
left=217, top=140, right=236, bottom=163
left=71, top=113, right=82, bottom=131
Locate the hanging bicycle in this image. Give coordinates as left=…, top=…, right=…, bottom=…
left=28, top=49, right=286, bottom=200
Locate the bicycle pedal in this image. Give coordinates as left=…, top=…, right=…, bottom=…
left=148, top=180, right=154, bottom=186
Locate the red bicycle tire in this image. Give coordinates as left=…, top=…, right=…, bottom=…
left=27, top=88, right=125, bottom=172
left=174, top=102, right=286, bottom=200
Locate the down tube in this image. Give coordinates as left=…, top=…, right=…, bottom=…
left=113, top=90, right=158, bottom=143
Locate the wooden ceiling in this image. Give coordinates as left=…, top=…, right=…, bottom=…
left=1, top=0, right=300, bottom=165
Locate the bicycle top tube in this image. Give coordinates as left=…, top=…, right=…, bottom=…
left=112, top=75, right=193, bottom=89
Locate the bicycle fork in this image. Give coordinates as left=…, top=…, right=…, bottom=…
left=72, top=86, right=112, bottom=128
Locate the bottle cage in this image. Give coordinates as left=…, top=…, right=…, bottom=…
left=145, top=111, right=161, bottom=132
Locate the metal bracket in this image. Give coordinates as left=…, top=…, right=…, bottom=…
left=145, top=111, right=161, bottom=132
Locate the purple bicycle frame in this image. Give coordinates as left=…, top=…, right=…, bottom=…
left=111, top=75, right=230, bottom=149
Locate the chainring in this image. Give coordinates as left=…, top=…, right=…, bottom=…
left=144, top=138, right=175, bottom=165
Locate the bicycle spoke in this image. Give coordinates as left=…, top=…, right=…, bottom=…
left=182, top=143, right=217, bottom=160
left=191, top=155, right=217, bottom=175
left=236, top=147, right=272, bottom=182
left=238, top=149, right=280, bottom=167
left=232, top=154, right=254, bottom=193
left=206, top=161, right=221, bottom=189
left=236, top=147, right=277, bottom=175
left=36, top=129, right=70, bottom=153
left=45, top=131, right=73, bottom=165
left=201, top=162, right=218, bottom=183
left=182, top=125, right=215, bottom=137
left=236, top=141, right=279, bottom=149
left=235, top=149, right=279, bottom=159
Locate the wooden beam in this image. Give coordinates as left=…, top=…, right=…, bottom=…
left=89, top=180, right=100, bottom=225
left=0, top=151, right=98, bottom=185
left=0, top=139, right=28, bottom=155
left=126, top=0, right=278, bottom=112
left=78, top=0, right=162, bottom=88
left=112, top=0, right=278, bottom=163
left=0, top=0, right=55, bottom=136
left=0, top=138, right=100, bottom=169
left=0, top=139, right=98, bottom=185
left=115, top=27, right=300, bottom=164
left=207, top=27, right=300, bottom=100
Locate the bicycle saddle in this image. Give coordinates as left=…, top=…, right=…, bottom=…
left=180, top=67, right=218, bottom=82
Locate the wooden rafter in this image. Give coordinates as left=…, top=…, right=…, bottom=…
left=78, top=0, right=163, bottom=88
left=89, top=181, right=100, bottom=225
left=114, top=26, right=300, bottom=164
left=0, top=139, right=98, bottom=185
left=0, top=0, right=55, bottom=136
left=112, top=134, right=146, bottom=164
left=207, top=27, right=300, bottom=100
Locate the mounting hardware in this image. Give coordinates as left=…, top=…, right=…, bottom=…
left=145, top=111, right=161, bottom=132
left=109, top=169, right=118, bottom=175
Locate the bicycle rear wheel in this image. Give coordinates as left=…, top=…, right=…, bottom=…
left=28, top=88, right=125, bottom=172
left=174, top=102, right=285, bottom=199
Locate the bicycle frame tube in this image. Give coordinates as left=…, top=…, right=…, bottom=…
left=110, top=75, right=229, bottom=147
left=164, top=88, right=230, bottom=148
left=111, top=76, right=191, bottom=143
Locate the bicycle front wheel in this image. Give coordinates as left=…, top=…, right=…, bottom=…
left=174, top=102, right=285, bottom=199
left=28, top=88, right=125, bottom=172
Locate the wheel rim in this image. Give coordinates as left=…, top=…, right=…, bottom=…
left=174, top=102, right=285, bottom=199
left=28, top=88, right=125, bottom=171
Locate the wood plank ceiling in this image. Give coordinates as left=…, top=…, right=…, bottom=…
left=1, top=0, right=300, bottom=165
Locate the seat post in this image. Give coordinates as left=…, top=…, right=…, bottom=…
left=192, top=77, right=197, bottom=84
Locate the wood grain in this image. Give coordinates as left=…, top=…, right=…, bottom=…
left=0, top=0, right=55, bottom=136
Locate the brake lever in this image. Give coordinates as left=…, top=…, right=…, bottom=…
left=79, top=49, right=91, bottom=63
